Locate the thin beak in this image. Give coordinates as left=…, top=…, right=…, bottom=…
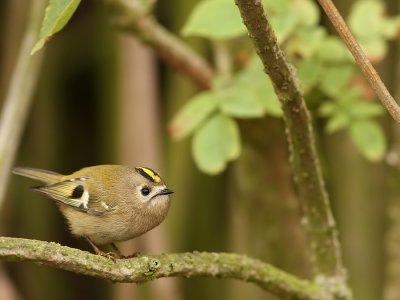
left=151, top=188, right=174, bottom=201
left=158, top=188, right=174, bottom=195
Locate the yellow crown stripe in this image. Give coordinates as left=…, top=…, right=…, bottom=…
left=136, top=167, right=161, bottom=183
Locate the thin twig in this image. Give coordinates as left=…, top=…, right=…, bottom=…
left=0, top=1, right=45, bottom=209
left=0, top=237, right=333, bottom=300
left=213, top=41, right=232, bottom=76
left=103, top=0, right=213, bottom=90
left=234, top=0, right=348, bottom=295
left=317, top=0, right=400, bottom=124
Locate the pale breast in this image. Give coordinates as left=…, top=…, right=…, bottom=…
left=59, top=199, right=171, bottom=245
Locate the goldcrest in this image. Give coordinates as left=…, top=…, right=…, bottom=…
left=12, top=165, right=173, bottom=258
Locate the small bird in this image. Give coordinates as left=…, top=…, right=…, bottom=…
left=12, top=165, right=173, bottom=259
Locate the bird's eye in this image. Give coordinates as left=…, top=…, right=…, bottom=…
left=141, top=187, right=150, bottom=196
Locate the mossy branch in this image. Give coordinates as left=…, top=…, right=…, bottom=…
left=234, top=0, right=348, bottom=292
left=0, top=237, right=333, bottom=300
left=102, top=0, right=213, bottom=90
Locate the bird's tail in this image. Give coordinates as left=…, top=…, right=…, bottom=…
left=12, top=167, right=62, bottom=185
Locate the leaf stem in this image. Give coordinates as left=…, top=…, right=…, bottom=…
left=213, top=41, right=232, bottom=78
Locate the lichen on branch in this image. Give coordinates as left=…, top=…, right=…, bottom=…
left=0, top=237, right=332, bottom=300
left=234, top=0, right=347, bottom=290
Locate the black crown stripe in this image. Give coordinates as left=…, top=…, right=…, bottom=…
left=135, top=167, right=161, bottom=183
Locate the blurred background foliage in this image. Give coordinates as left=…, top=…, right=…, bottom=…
left=1, top=0, right=400, bottom=299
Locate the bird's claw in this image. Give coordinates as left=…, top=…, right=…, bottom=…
left=95, top=250, right=120, bottom=261
left=121, top=251, right=142, bottom=259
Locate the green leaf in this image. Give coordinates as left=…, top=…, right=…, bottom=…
left=320, top=65, right=354, bottom=97
left=261, top=88, right=282, bottom=117
left=349, top=0, right=400, bottom=40
left=269, top=0, right=319, bottom=43
left=348, top=0, right=400, bottom=61
left=234, top=56, right=282, bottom=116
left=192, top=114, right=241, bottom=174
left=270, top=11, right=298, bottom=43
left=219, top=88, right=266, bottom=118
left=293, top=0, right=320, bottom=27
left=168, top=92, right=219, bottom=140
left=182, top=0, right=246, bottom=40
left=297, top=59, right=324, bottom=92
left=349, top=120, right=386, bottom=161
left=348, top=0, right=383, bottom=38
left=359, top=38, right=387, bottom=62
left=263, top=0, right=289, bottom=13
left=348, top=102, right=383, bottom=119
left=381, top=17, right=400, bottom=39
left=326, top=113, right=350, bottom=133
left=315, top=37, right=351, bottom=63
left=287, top=27, right=326, bottom=59
left=319, top=102, right=337, bottom=117
left=337, top=86, right=363, bottom=105
left=31, top=0, right=81, bottom=55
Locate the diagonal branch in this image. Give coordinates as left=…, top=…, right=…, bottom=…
left=234, top=0, right=348, bottom=294
left=0, top=237, right=332, bottom=300
left=102, top=0, right=213, bottom=90
left=317, top=0, right=400, bottom=124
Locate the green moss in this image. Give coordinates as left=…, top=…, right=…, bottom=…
left=142, top=257, right=161, bottom=276
left=0, top=237, right=338, bottom=299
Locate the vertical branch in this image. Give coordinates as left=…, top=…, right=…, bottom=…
left=234, top=0, right=348, bottom=291
left=0, top=0, right=46, bottom=207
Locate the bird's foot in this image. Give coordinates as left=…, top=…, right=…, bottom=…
left=85, top=237, right=121, bottom=261
left=121, top=251, right=142, bottom=259
left=96, top=250, right=120, bottom=261
left=110, top=243, right=142, bottom=259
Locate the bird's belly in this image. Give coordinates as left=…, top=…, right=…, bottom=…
left=60, top=207, right=164, bottom=245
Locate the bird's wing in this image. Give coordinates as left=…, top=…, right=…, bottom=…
left=13, top=167, right=63, bottom=184
left=32, top=178, right=112, bottom=216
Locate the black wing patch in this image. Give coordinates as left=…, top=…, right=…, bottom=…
left=71, top=185, right=85, bottom=199
left=31, top=177, right=114, bottom=216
